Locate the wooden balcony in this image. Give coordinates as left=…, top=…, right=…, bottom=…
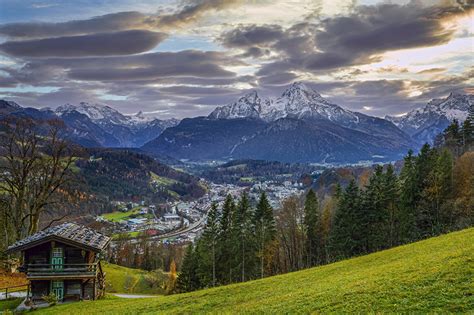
left=23, top=263, right=100, bottom=280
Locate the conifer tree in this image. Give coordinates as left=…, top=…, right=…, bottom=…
left=218, top=194, right=236, bottom=284
left=424, top=148, right=454, bottom=233
left=254, top=192, right=276, bottom=278
left=233, top=192, right=254, bottom=282
left=177, top=245, right=199, bottom=293
left=329, top=180, right=363, bottom=259
left=383, top=164, right=399, bottom=247
left=398, top=149, right=418, bottom=243
left=461, top=115, right=473, bottom=151
left=303, top=189, right=319, bottom=266
left=361, top=165, right=386, bottom=252
left=199, top=202, right=220, bottom=286
left=414, top=143, right=437, bottom=238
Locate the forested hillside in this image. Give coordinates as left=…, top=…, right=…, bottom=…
left=77, top=148, right=206, bottom=202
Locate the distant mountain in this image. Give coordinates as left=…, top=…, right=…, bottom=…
left=0, top=100, right=179, bottom=148
left=143, top=83, right=414, bottom=163
left=386, top=93, right=473, bottom=144
left=55, top=102, right=179, bottom=147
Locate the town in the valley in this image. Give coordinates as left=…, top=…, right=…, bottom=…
left=97, top=178, right=306, bottom=244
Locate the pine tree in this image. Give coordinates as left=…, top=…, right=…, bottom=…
left=199, top=202, right=220, bottom=286
left=414, top=143, right=437, bottom=238
left=383, top=164, right=399, bottom=247
left=176, top=245, right=199, bottom=292
left=361, top=165, right=386, bottom=252
left=444, top=120, right=462, bottom=156
left=303, top=189, right=319, bottom=267
left=461, top=114, right=473, bottom=151
left=424, top=148, right=454, bottom=234
left=329, top=180, right=363, bottom=259
left=253, top=192, right=276, bottom=278
left=233, top=192, right=254, bottom=282
left=218, top=194, right=236, bottom=284
left=398, top=149, right=418, bottom=243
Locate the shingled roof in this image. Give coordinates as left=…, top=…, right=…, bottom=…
left=6, top=223, right=110, bottom=253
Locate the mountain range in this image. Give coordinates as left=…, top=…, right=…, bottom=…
left=0, top=100, right=179, bottom=148
left=1, top=83, right=472, bottom=164
left=386, top=92, right=473, bottom=144
left=143, top=83, right=415, bottom=163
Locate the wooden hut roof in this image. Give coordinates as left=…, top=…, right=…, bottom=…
left=6, top=223, right=110, bottom=253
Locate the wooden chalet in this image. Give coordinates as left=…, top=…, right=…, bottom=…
left=6, top=223, right=110, bottom=302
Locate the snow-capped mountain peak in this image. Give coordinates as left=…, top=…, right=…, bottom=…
left=386, top=92, right=473, bottom=144
left=209, top=82, right=359, bottom=124
left=209, top=90, right=262, bottom=120
left=56, top=102, right=124, bottom=122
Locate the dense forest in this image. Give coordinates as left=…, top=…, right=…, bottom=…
left=177, top=118, right=473, bottom=292
left=77, top=148, right=206, bottom=203
left=200, top=159, right=321, bottom=185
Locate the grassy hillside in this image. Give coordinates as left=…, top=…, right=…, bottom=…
left=37, top=228, right=473, bottom=314
left=102, top=263, right=167, bottom=295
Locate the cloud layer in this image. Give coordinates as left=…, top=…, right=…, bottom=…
left=0, top=0, right=472, bottom=118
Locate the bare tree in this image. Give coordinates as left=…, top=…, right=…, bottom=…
left=0, top=117, right=78, bottom=246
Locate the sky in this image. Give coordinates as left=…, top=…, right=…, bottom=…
left=0, top=0, right=472, bottom=119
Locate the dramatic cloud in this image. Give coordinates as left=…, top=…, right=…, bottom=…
left=1, top=50, right=243, bottom=88
left=0, top=0, right=471, bottom=118
left=0, top=11, right=150, bottom=38
left=0, top=0, right=243, bottom=39
left=0, top=30, right=167, bottom=57
left=221, top=25, right=284, bottom=48
left=223, top=2, right=471, bottom=75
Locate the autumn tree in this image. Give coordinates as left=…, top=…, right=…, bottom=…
left=0, top=118, right=79, bottom=248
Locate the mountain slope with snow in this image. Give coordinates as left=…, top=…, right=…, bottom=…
left=144, top=83, right=415, bottom=163
left=386, top=93, right=473, bottom=144
left=54, top=102, right=179, bottom=147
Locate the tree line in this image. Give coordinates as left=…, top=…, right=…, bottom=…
left=176, top=192, right=276, bottom=292
left=177, top=118, right=473, bottom=292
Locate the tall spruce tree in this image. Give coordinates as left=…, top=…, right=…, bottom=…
left=398, top=149, right=418, bottom=243
left=414, top=143, right=437, bottom=238
left=329, top=180, right=364, bottom=259
left=253, top=192, right=276, bottom=278
left=199, top=202, right=220, bottom=287
left=233, top=192, right=255, bottom=282
left=303, top=189, right=319, bottom=266
left=176, top=244, right=200, bottom=293
left=461, top=114, right=473, bottom=151
left=218, top=194, right=236, bottom=284
left=425, top=148, right=454, bottom=233
left=361, top=165, right=387, bottom=252
left=383, top=164, right=399, bottom=247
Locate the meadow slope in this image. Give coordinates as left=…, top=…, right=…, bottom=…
left=37, top=228, right=473, bottom=314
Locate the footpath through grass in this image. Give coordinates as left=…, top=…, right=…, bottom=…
left=37, top=228, right=474, bottom=314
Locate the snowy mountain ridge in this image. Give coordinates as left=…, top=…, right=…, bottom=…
left=209, top=82, right=360, bottom=124
left=386, top=92, right=473, bottom=143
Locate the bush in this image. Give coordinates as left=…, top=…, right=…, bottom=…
left=42, top=292, right=58, bottom=306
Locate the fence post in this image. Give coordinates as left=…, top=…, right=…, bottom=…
left=5, top=287, right=7, bottom=299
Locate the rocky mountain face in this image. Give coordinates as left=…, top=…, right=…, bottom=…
left=386, top=93, right=473, bottom=144
left=0, top=101, right=179, bottom=148
left=143, top=83, right=415, bottom=163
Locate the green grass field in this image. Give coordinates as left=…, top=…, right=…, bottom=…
left=150, top=172, right=178, bottom=186
left=0, top=298, right=23, bottom=313
left=36, top=228, right=474, bottom=314
left=102, top=207, right=142, bottom=223
left=102, top=263, right=167, bottom=295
